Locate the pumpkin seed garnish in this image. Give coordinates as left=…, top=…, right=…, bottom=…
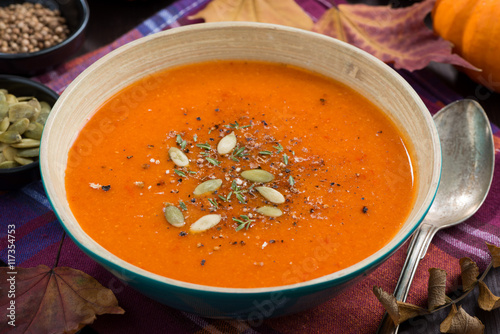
left=233, top=215, right=255, bottom=231
left=256, top=206, right=283, bottom=217
left=193, top=179, right=223, bottom=196
left=217, top=131, right=237, bottom=155
left=10, top=138, right=40, bottom=148
left=256, top=186, right=286, bottom=204
left=190, top=214, right=222, bottom=233
left=241, top=169, right=274, bottom=183
left=164, top=205, right=185, bottom=227
left=168, top=147, right=189, bottom=167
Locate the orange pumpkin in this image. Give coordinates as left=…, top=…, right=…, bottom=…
left=432, top=0, right=500, bottom=93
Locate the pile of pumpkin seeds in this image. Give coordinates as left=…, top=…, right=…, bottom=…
left=0, top=89, right=50, bottom=169
left=164, top=130, right=288, bottom=233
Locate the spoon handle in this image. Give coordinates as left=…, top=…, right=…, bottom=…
left=376, top=222, right=439, bottom=334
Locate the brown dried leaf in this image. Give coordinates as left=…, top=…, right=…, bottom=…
left=313, top=0, right=477, bottom=72
left=459, top=257, right=479, bottom=292
left=440, top=304, right=484, bottom=334
left=373, top=286, right=428, bottom=325
left=477, top=281, right=500, bottom=311
left=486, top=243, right=500, bottom=268
left=0, top=265, right=124, bottom=334
left=428, top=268, right=447, bottom=311
left=189, top=0, right=314, bottom=30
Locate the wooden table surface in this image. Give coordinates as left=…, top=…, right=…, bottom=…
left=81, top=0, right=500, bottom=126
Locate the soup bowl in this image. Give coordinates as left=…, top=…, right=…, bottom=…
left=40, top=22, right=441, bottom=320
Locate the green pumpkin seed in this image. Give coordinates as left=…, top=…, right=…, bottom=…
left=217, top=131, right=237, bottom=155
left=8, top=118, right=30, bottom=135
left=164, top=205, right=185, bottom=227
left=5, top=94, right=17, bottom=104
left=256, top=186, right=286, bottom=204
left=0, top=117, right=9, bottom=132
left=0, top=131, right=22, bottom=144
left=0, top=153, right=5, bottom=163
left=0, top=101, right=8, bottom=118
left=0, top=161, right=19, bottom=169
left=193, top=179, right=223, bottom=196
left=10, top=138, right=40, bottom=148
left=23, top=122, right=44, bottom=140
left=0, top=90, right=6, bottom=101
left=27, top=98, right=41, bottom=122
left=256, top=206, right=283, bottom=217
left=14, top=156, right=34, bottom=166
left=16, top=147, right=39, bottom=158
left=168, top=147, right=189, bottom=167
left=241, top=169, right=274, bottom=183
left=35, top=112, right=49, bottom=126
left=190, top=214, right=221, bottom=233
left=40, top=101, right=51, bottom=114
left=8, top=103, right=35, bottom=123
left=3, top=146, right=17, bottom=161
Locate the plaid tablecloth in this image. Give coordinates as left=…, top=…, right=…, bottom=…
left=1, top=0, right=500, bottom=333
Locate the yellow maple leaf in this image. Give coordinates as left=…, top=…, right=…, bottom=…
left=189, top=0, right=314, bottom=30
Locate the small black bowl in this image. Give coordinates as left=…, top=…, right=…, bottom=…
left=0, top=75, right=59, bottom=190
left=0, top=0, right=90, bottom=76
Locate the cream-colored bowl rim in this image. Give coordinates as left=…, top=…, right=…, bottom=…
left=41, top=22, right=441, bottom=294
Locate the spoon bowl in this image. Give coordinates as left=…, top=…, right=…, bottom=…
left=377, top=99, right=495, bottom=333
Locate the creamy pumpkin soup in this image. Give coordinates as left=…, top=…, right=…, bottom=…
left=65, top=61, right=416, bottom=288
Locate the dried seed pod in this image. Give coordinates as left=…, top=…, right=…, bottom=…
left=193, top=179, right=223, bottom=196
left=256, top=186, right=285, bottom=204
left=8, top=118, right=30, bottom=135
left=168, top=147, right=189, bottom=167
left=217, top=131, right=237, bottom=155
left=16, top=147, right=39, bottom=158
left=14, top=156, right=33, bottom=166
left=164, top=205, right=185, bottom=227
left=8, top=103, right=35, bottom=122
left=241, top=169, right=274, bottom=183
left=23, top=122, right=43, bottom=140
left=0, top=131, right=22, bottom=144
left=190, top=214, right=222, bottom=233
left=3, top=146, right=17, bottom=161
left=0, top=161, right=19, bottom=169
left=0, top=117, right=9, bottom=132
left=10, top=138, right=40, bottom=148
left=256, top=206, right=282, bottom=217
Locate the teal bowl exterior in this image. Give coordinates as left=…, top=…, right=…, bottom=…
left=40, top=22, right=441, bottom=319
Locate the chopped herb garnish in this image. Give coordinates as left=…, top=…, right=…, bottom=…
left=283, top=153, right=289, bottom=165
left=289, top=175, right=295, bottom=187
left=208, top=198, right=218, bottom=208
left=230, top=146, right=247, bottom=162
left=259, top=150, right=273, bottom=155
left=196, top=143, right=211, bottom=150
left=193, top=134, right=198, bottom=142
left=274, top=143, right=284, bottom=153
left=231, top=180, right=247, bottom=204
left=226, top=121, right=251, bottom=130
left=188, top=170, right=197, bottom=174
left=174, top=169, right=186, bottom=177
left=176, top=134, right=188, bottom=150
left=205, top=157, right=221, bottom=166
left=179, top=200, right=187, bottom=211
left=233, top=215, right=255, bottom=231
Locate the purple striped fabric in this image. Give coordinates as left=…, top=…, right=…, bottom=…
left=1, top=0, right=499, bottom=333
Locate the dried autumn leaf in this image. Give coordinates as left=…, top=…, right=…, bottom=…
left=373, top=286, right=428, bottom=325
left=313, top=0, right=477, bottom=72
left=189, top=0, right=314, bottom=30
left=440, top=304, right=484, bottom=334
left=486, top=242, right=500, bottom=268
left=428, top=268, right=448, bottom=311
left=477, top=281, right=500, bottom=311
left=459, top=257, right=479, bottom=292
left=0, top=265, right=124, bottom=334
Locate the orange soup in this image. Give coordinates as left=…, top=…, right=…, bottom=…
left=65, top=61, right=416, bottom=288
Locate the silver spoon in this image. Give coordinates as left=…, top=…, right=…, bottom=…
left=377, top=99, right=495, bottom=334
